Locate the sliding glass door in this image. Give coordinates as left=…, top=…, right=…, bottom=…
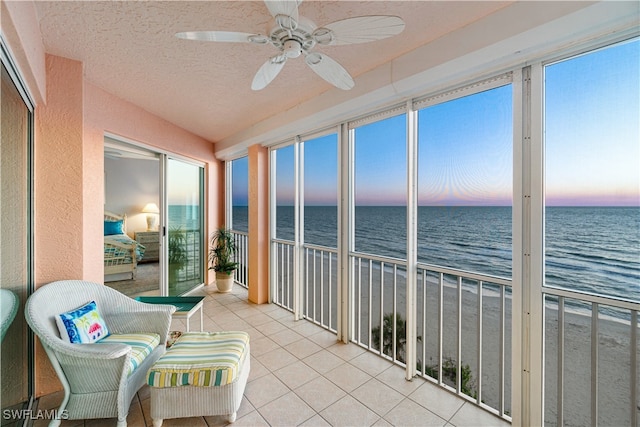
left=166, top=158, right=205, bottom=295
left=1, top=55, right=34, bottom=417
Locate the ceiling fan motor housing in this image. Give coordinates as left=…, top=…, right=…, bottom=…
left=283, top=40, right=302, bottom=58
left=270, top=16, right=317, bottom=53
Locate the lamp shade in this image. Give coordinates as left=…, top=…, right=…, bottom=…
left=142, top=202, right=159, bottom=214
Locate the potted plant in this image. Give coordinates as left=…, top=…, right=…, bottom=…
left=208, top=226, right=237, bottom=293
left=168, top=226, right=188, bottom=286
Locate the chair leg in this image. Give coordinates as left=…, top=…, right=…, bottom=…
left=116, top=419, right=127, bottom=427
left=228, top=412, right=237, bottom=423
left=152, top=419, right=163, bottom=427
left=43, top=346, right=70, bottom=427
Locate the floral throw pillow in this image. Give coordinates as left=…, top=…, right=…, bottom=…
left=55, top=300, right=110, bottom=344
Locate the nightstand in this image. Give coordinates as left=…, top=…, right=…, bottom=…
left=135, top=231, right=159, bottom=262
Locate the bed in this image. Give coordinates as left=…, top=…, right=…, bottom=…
left=104, top=211, right=146, bottom=282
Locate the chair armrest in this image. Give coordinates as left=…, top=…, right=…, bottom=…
left=50, top=341, right=133, bottom=393
left=106, top=305, right=175, bottom=344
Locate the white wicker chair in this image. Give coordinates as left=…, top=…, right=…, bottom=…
left=25, top=280, right=175, bottom=427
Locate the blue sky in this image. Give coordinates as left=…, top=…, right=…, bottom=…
left=232, top=38, right=639, bottom=207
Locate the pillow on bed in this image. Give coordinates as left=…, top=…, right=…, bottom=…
left=55, top=300, right=110, bottom=344
left=104, top=219, right=124, bottom=236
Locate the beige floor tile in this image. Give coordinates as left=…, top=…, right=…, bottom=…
left=258, top=392, right=316, bottom=426
left=350, top=351, right=394, bottom=377
left=449, top=402, right=511, bottom=427
left=284, top=337, right=323, bottom=359
left=244, top=373, right=289, bottom=408
left=383, top=398, right=448, bottom=426
left=320, top=395, right=381, bottom=427
left=255, top=347, right=298, bottom=372
left=299, top=414, right=332, bottom=426
left=273, top=360, right=320, bottom=389
left=376, top=365, right=426, bottom=396
left=324, top=363, right=372, bottom=393
left=269, top=328, right=304, bottom=347
left=254, top=319, right=288, bottom=335
left=295, top=377, right=346, bottom=412
left=307, top=329, right=340, bottom=348
left=290, top=320, right=332, bottom=337
left=247, top=357, right=270, bottom=382
left=242, top=312, right=275, bottom=327
left=327, top=341, right=367, bottom=361
left=249, top=335, right=280, bottom=356
left=409, top=382, right=465, bottom=421
left=266, top=307, right=292, bottom=320
left=303, top=349, right=345, bottom=374
left=232, top=410, right=269, bottom=427
left=351, top=378, right=405, bottom=417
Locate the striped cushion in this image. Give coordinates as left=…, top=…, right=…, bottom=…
left=147, top=331, right=249, bottom=388
left=97, top=333, right=160, bottom=376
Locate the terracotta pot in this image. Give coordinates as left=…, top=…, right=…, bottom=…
left=215, top=271, right=234, bottom=293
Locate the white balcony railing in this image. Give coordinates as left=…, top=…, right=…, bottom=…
left=232, top=230, right=248, bottom=288
left=268, top=237, right=638, bottom=424
left=543, top=287, right=639, bottom=426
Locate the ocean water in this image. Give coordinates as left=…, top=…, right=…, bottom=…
left=232, top=205, right=640, bottom=303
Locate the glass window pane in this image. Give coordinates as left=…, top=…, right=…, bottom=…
left=275, top=145, right=295, bottom=241
left=353, top=114, right=407, bottom=258
left=304, top=133, right=337, bottom=248
left=417, top=85, right=513, bottom=278
left=231, top=156, right=248, bottom=232
left=1, top=61, right=31, bottom=412
left=167, top=158, right=204, bottom=295
left=544, top=39, right=640, bottom=302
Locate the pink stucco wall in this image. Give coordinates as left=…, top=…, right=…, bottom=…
left=84, top=82, right=223, bottom=285
left=4, top=4, right=223, bottom=395
left=1, top=0, right=46, bottom=104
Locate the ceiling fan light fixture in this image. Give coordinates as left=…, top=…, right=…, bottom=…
left=284, top=40, right=302, bottom=58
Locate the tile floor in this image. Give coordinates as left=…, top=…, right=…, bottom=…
left=36, top=285, right=511, bottom=427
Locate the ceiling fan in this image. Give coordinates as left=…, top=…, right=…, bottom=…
left=176, top=0, right=405, bottom=91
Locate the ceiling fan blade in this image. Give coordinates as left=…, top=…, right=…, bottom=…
left=304, top=52, right=354, bottom=90
left=314, top=16, right=405, bottom=46
left=264, top=0, right=300, bottom=23
left=252, top=55, right=287, bottom=90
left=176, top=31, right=262, bottom=43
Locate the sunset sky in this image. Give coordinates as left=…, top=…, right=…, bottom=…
left=233, top=38, right=639, bottom=208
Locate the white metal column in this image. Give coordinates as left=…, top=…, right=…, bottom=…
left=225, top=160, right=233, bottom=229
left=293, top=138, right=304, bottom=321
left=337, top=124, right=353, bottom=343
left=405, top=101, right=418, bottom=380
left=269, top=149, right=278, bottom=304
left=512, top=65, right=545, bottom=426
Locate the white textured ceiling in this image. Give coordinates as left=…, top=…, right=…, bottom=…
left=34, top=1, right=514, bottom=144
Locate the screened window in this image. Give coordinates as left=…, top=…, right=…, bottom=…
left=231, top=156, right=248, bottom=232
left=304, top=133, right=338, bottom=248
left=544, top=38, right=640, bottom=302
left=352, top=113, right=407, bottom=259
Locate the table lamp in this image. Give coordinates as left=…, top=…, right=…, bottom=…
left=142, top=202, right=159, bottom=231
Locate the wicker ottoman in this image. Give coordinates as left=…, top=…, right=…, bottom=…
left=147, top=331, right=250, bottom=426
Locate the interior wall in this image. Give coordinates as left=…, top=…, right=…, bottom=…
left=104, top=156, right=159, bottom=237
